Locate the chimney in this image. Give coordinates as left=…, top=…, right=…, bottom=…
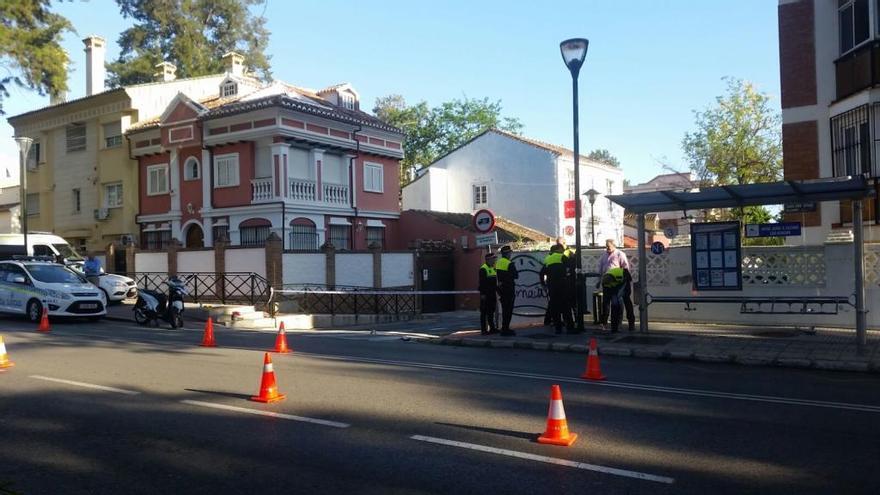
left=221, top=52, right=245, bottom=77
left=154, top=62, right=177, bottom=82
left=83, top=35, right=106, bottom=95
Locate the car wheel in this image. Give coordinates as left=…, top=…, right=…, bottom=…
left=134, top=307, right=149, bottom=325
left=100, top=289, right=113, bottom=306
left=27, top=300, right=43, bottom=323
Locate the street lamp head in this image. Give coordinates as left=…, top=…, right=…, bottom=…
left=584, top=188, right=600, bottom=205
left=14, top=136, right=33, bottom=155
left=560, top=38, right=589, bottom=76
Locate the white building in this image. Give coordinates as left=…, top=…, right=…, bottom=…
left=624, top=172, right=702, bottom=244
left=0, top=186, right=20, bottom=233
left=401, top=129, right=625, bottom=245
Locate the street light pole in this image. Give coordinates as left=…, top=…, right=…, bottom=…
left=560, top=38, right=589, bottom=333
left=14, top=136, right=33, bottom=256
left=585, top=188, right=599, bottom=248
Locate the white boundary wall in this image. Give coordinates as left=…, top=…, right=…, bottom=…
left=335, top=253, right=373, bottom=287
left=283, top=253, right=326, bottom=286
left=381, top=253, right=414, bottom=287
left=225, top=248, right=266, bottom=277
left=178, top=250, right=215, bottom=273
left=135, top=252, right=168, bottom=273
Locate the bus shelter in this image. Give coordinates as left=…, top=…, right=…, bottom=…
left=607, top=176, right=875, bottom=353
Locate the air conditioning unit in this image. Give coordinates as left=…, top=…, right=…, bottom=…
left=120, top=234, right=134, bottom=246
left=94, top=208, right=109, bottom=221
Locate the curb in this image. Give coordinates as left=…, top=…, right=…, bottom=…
left=426, top=336, right=880, bottom=374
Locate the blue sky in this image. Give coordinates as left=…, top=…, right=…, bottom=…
left=1, top=0, right=780, bottom=185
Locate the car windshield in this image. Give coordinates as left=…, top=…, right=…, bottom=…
left=53, top=243, right=83, bottom=261
left=25, top=264, right=86, bottom=284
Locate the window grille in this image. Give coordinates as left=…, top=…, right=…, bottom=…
left=240, top=226, right=271, bottom=247
left=328, top=224, right=351, bottom=250
left=289, top=224, right=318, bottom=250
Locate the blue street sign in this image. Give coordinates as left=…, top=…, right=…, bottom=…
left=651, top=241, right=665, bottom=255
left=744, top=222, right=802, bottom=238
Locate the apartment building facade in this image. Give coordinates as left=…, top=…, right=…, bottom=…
left=778, top=0, right=880, bottom=244
left=126, top=70, right=404, bottom=251
left=8, top=36, right=235, bottom=260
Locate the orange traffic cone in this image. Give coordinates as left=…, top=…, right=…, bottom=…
left=37, top=308, right=50, bottom=333
left=250, top=352, right=286, bottom=403
left=272, top=321, right=291, bottom=353
left=200, top=318, right=216, bottom=347
left=581, top=338, right=606, bottom=381
left=0, top=335, right=14, bottom=369
left=537, top=384, right=578, bottom=446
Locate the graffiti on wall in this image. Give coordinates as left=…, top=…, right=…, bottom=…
left=511, top=252, right=548, bottom=317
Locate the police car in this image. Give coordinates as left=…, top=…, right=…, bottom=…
left=0, top=259, right=107, bottom=322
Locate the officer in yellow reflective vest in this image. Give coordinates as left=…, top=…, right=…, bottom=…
left=478, top=252, right=499, bottom=335
left=540, top=244, right=574, bottom=334
left=495, top=245, right=518, bottom=336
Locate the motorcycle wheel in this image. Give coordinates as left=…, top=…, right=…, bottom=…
left=134, top=307, right=149, bottom=326
left=169, top=307, right=181, bottom=329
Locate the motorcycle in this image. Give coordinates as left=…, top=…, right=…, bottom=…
left=134, top=277, right=187, bottom=328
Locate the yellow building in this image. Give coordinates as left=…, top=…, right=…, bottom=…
left=8, top=36, right=230, bottom=266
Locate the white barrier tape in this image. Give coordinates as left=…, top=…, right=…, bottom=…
left=276, top=290, right=480, bottom=296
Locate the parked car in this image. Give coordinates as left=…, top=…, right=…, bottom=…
left=0, top=233, right=84, bottom=262
left=67, top=262, right=137, bottom=303
left=0, top=259, right=107, bottom=322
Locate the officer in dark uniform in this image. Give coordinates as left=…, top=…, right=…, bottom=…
left=478, top=252, right=499, bottom=335
left=494, top=245, right=518, bottom=336
left=540, top=244, right=574, bottom=334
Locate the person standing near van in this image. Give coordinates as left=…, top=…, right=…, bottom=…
left=84, top=253, right=102, bottom=286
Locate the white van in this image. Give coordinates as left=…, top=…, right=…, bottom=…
left=0, top=233, right=137, bottom=302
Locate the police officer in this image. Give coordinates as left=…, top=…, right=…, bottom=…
left=478, top=252, right=499, bottom=335
left=601, top=266, right=626, bottom=333
left=541, top=244, right=574, bottom=334
left=494, top=245, right=518, bottom=336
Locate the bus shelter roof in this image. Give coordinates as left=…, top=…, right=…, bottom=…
left=607, top=176, right=874, bottom=214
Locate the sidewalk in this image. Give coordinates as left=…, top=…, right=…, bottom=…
left=104, top=301, right=213, bottom=324
left=420, top=312, right=880, bottom=373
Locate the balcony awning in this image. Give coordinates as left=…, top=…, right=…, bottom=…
left=607, top=176, right=874, bottom=214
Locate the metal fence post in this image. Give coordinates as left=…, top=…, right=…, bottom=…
left=250, top=275, right=256, bottom=306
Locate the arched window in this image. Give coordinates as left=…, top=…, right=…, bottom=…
left=289, top=218, right=317, bottom=250
left=238, top=218, right=271, bottom=247
left=183, top=157, right=200, bottom=180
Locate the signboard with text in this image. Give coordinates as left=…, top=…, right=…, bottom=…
left=474, top=232, right=499, bottom=247
left=744, top=222, right=802, bottom=238
left=564, top=200, right=577, bottom=219
left=690, top=221, right=741, bottom=291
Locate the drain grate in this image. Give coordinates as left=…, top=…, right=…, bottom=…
left=614, top=336, right=674, bottom=345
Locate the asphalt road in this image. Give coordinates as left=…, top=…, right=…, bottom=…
left=1, top=316, right=879, bottom=494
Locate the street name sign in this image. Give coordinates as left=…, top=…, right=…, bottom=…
left=475, top=232, right=499, bottom=247
left=745, top=222, right=802, bottom=238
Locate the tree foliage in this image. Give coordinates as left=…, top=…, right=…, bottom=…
left=682, top=78, right=783, bottom=244
left=107, top=0, right=271, bottom=87
left=682, top=77, right=782, bottom=188
left=586, top=149, right=620, bottom=168
left=373, top=94, right=523, bottom=186
left=0, top=0, right=73, bottom=114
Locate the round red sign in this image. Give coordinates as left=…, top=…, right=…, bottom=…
left=473, top=209, right=496, bottom=233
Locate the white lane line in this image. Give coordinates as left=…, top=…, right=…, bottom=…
left=29, top=375, right=141, bottom=395
left=296, top=352, right=880, bottom=414
left=180, top=399, right=350, bottom=428
left=411, top=435, right=674, bottom=484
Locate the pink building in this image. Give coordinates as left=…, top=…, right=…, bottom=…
left=127, top=57, right=403, bottom=251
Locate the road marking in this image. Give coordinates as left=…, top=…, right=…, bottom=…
left=296, top=352, right=880, bottom=414
left=29, top=375, right=141, bottom=395
left=180, top=399, right=350, bottom=428
left=410, top=435, right=674, bottom=484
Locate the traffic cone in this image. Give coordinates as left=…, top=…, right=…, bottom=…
left=581, top=338, right=606, bottom=381
left=272, top=321, right=291, bottom=354
left=37, top=308, right=50, bottom=333
left=200, top=318, right=216, bottom=347
left=250, top=352, right=286, bottom=403
left=0, top=335, right=14, bottom=369
left=537, top=384, right=578, bottom=446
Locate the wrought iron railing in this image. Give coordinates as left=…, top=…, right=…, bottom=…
left=271, top=284, right=419, bottom=316
left=127, top=271, right=271, bottom=307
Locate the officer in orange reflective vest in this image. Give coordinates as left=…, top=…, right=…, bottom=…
left=478, top=252, right=499, bottom=335
left=494, top=245, right=518, bottom=336
left=540, top=244, right=574, bottom=334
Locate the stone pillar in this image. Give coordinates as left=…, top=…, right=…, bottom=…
left=322, top=243, right=336, bottom=288
left=371, top=244, right=382, bottom=289
left=169, top=149, right=182, bottom=242
left=126, top=244, right=136, bottom=274
left=271, top=142, right=290, bottom=199
left=105, top=243, right=116, bottom=274
left=214, top=237, right=227, bottom=302
left=167, top=239, right=180, bottom=276
left=264, top=232, right=283, bottom=289
left=311, top=148, right=325, bottom=201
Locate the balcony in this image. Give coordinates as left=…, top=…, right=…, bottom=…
left=251, top=178, right=273, bottom=201
left=323, top=183, right=349, bottom=205
left=835, top=41, right=880, bottom=100
left=251, top=177, right=350, bottom=206
left=289, top=178, right=317, bottom=201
